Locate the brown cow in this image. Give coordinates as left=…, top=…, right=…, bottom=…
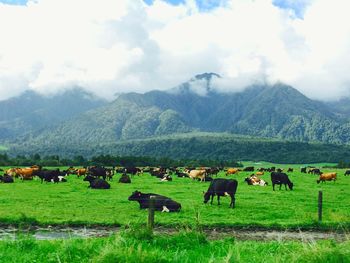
left=77, top=168, right=87, bottom=177
left=186, top=169, right=206, bottom=182
left=317, top=173, right=337, bottom=184
left=256, top=171, right=264, bottom=176
left=226, top=168, right=239, bottom=176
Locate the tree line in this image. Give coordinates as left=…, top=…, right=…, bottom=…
left=0, top=153, right=241, bottom=168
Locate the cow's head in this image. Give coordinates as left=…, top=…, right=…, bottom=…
left=203, top=191, right=211, bottom=204
left=288, top=182, right=294, bottom=190
left=128, top=190, right=142, bottom=201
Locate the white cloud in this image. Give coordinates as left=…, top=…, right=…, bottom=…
left=0, top=0, right=350, bottom=101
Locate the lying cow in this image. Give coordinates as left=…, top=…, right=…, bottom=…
left=119, top=173, right=131, bottom=183
left=225, top=168, right=239, bottom=176
left=244, top=175, right=268, bottom=186
left=161, top=175, right=172, bottom=182
left=83, top=175, right=110, bottom=189
left=128, top=191, right=181, bottom=212
left=271, top=172, right=294, bottom=191
left=203, top=178, right=238, bottom=208
left=317, top=172, right=337, bottom=184
left=186, top=169, right=206, bottom=182
left=0, top=175, right=14, bottom=183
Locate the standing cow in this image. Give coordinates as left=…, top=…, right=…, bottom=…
left=271, top=172, right=293, bottom=191
left=203, top=178, right=238, bottom=208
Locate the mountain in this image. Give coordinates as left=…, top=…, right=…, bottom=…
left=0, top=88, right=107, bottom=141
left=3, top=73, right=350, bottom=158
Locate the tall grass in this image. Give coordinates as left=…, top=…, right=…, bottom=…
left=0, top=228, right=349, bottom=262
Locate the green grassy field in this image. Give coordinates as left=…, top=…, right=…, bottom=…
left=0, top=229, right=349, bottom=263
left=0, top=164, right=349, bottom=228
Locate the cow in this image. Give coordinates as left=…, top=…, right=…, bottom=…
left=83, top=175, right=110, bottom=189
left=276, top=168, right=283, bottom=173
left=33, top=169, right=65, bottom=183
left=317, top=173, right=337, bottom=184
left=203, top=178, right=238, bottom=208
left=244, top=175, right=268, bottom=186
left=105, top=168, right=114, bottom=181
left=271, top=172, right=293, bottom=191
left=125, top=167, right=142, bottom=176
left=344, top=170, right=350, bottom=176
left=175, top=171, right=189, bottom=178
left=161, top=175, right=172, bottom=182
left=243, top=166, right=254, bottom=172
left=119, top=173, right=131, bottom=183
left=287, top=168, right=294, bottom=173
left=76, top=168, right=87, bottom=177
left=16, top=166, right=40, bottom=180
left=0, top=174, right=14, bottom=183
left=225, top=168, right=239, bottom=176
left=186, top=169, right=206, bottom=181
left=308, top=168, right=321, bottom=175
left=128, top=191, right=181, bottom=212
left=301, top=167, right=307, bottom=173
left=256, top=171, right=264, bottom=176
left=88, top=166, right=107, bottom=180
left=206, top=167, right=220, bottom=176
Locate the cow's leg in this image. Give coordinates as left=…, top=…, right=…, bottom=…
left=230, top=195, right=235, bottom=208
left=272, top=183, right=275, bottom=191
left=217, top=195, right=220, bottom=205
left=279, top=184, right=282, bottom=190
left=285, top=184, right=287, bottom=190
left=210, top=195, right=214, bottom=205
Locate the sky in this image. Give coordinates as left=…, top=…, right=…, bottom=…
left=0, top=0, right=350, bottom=101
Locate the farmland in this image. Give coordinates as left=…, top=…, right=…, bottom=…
left=1, top=163, right=350, bottom=262
left=0, top=163, right=349, bottom=228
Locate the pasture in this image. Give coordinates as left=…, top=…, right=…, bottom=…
left=0, top=164, right=349, bottom=228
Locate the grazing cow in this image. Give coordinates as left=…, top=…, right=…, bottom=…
left=16, top=167, right=39, bottom=180
left=105, top=168, right=114, bottom=181
left=256, top=171, right=264, bottom=176
left=308, top=168, right=321, bottom=175
left=225, top=168, right=239, bottom=176
left=344, top=170, right=350, bottom=176
left=276, top=168, right=283, bottom=173
left=186, top=169, right=206, bottom=181
left=128, top=191, right=181, bottom=212
left=76, top=168, right=87, bottom=177
left=243, top=166, right=254, bottom=172
left=203, top=178, right=238, bottom=208
left=119, top=173, right=131, bottom=183
left=301, top=167, right=307, bottom=173
left=0, top=175, right=14, bottom=183
left=83, top=175, right=110, bottom=189
left=317, top=173, right=337, bottom=184
left=287, top=168, right=294, bottom=173
left=88, top=166, right=107, bottom=180
left=206, top=167, right=220, bottom=176
left=271, top=172, right=293, bottom=191
left=244, top=175, right=268, bottom=186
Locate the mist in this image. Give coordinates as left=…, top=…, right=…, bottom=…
left=1, top=0, right=350, bottom=101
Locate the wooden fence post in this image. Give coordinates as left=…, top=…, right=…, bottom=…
left=318, top=191, right=323, bottom=224
left=148, top=196, right=155, bottom=231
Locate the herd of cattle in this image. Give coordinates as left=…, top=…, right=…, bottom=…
left=0, top=165, right=347, bottom=212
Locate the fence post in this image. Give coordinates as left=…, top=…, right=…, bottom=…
left=318, top=191, right=323, bottom=224
left=148, top=196, right=155, bottom=231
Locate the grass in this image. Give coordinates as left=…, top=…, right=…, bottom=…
left=0, top=229, right=349, bottom=263
left=0, top=165, right=349, bottom=228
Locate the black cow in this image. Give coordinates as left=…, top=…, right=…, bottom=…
left=0, top=175, right=14, bottom=183
left=84, top=175, right=110, bottom=189
left=345, top=170, right=350, bottom=176
left=287, top=168, right=294, bottom=173
left=243, top=166, right=254, bottom=172
left=119, top=173, right=131, bottom=183
left=125, top=167, right=142, bottom=176
left=301, top=167, right=307, bottom=173
left=34, top=169, right=64, bottom=183
left=271, top=172, right=293, bottom=191
left=128, top=191, right=181, bottom=212
left=175, top=171, right=189, bottom=178
left=88, top=166, right=107, bottom=180
left=203, top=179, right=238, bottom=208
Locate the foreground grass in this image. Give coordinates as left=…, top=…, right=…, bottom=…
left=0, top=164, right=349, bottom=228
left=0, top=229, right=349, bottom=263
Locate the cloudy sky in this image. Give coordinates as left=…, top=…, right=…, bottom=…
left=0, top=0, right=349, bottom=101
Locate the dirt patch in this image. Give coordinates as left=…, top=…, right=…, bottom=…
left=0, top=226, right=348, bottom=241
